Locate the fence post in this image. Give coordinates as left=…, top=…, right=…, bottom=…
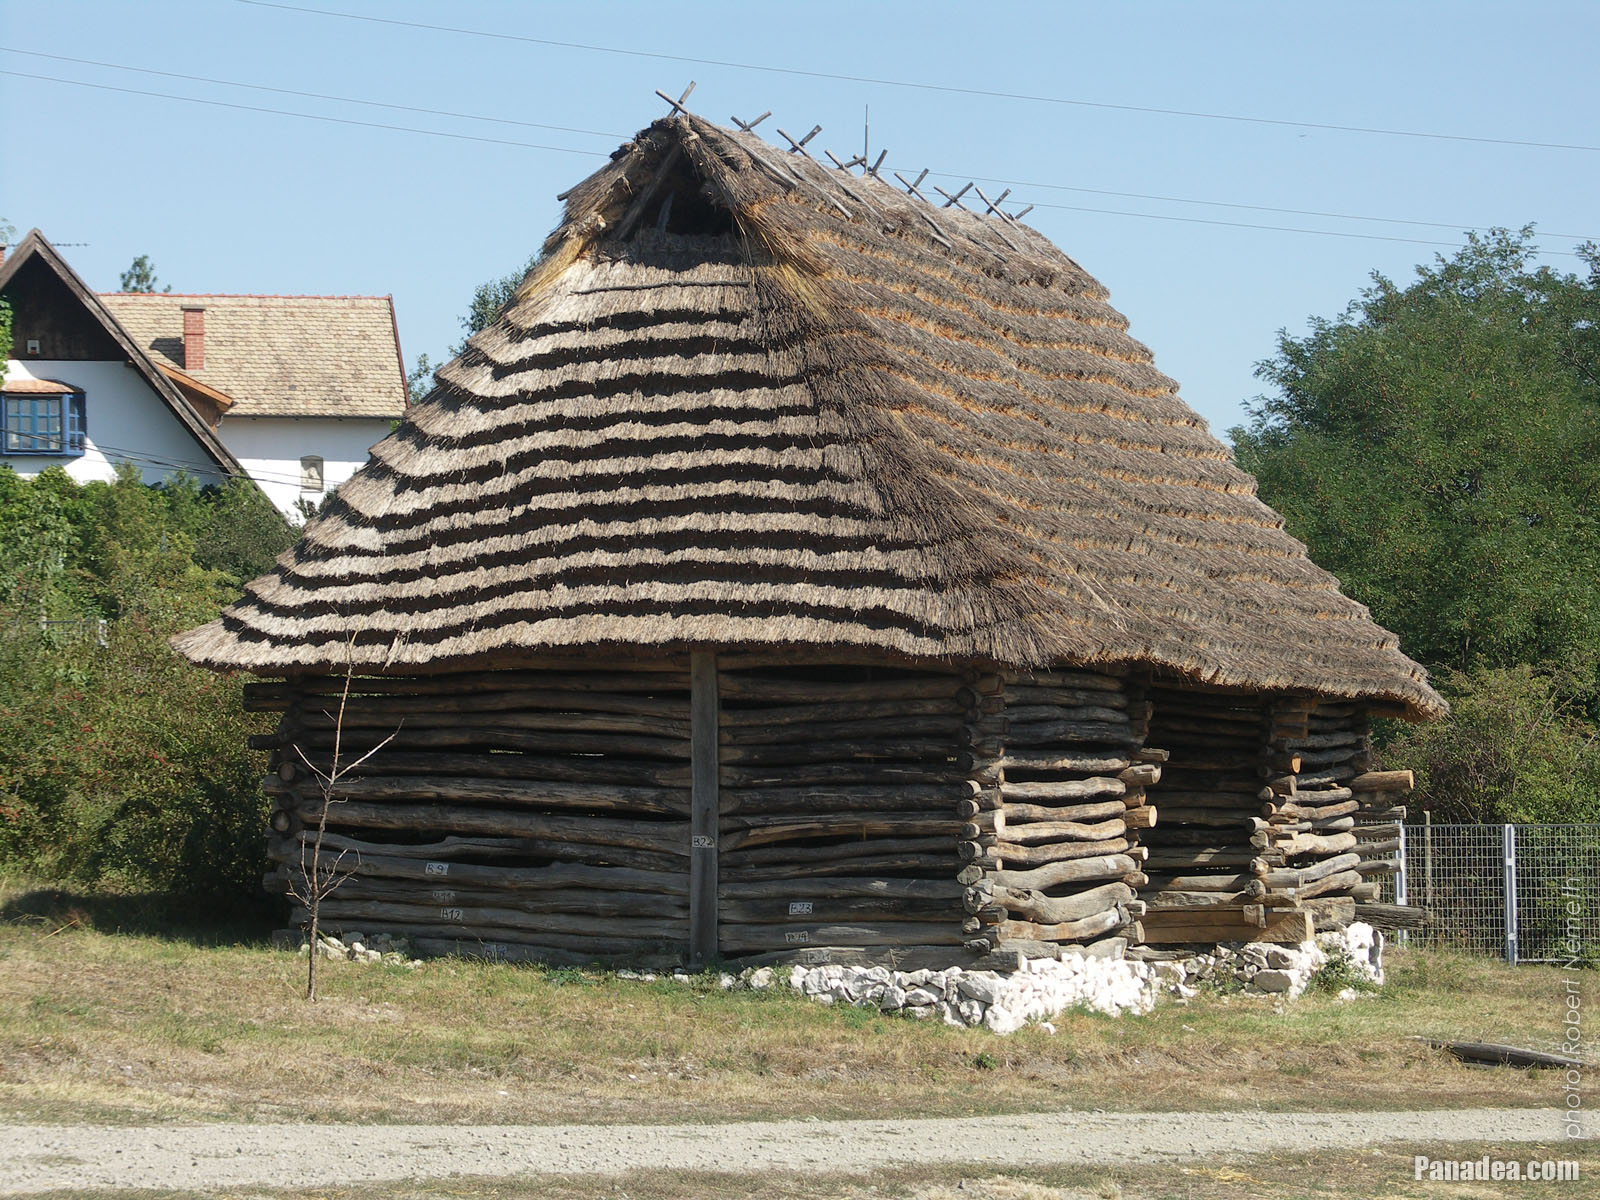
left=1423, top=811, right=1433, bottom=913
left=1394, top=823, right=1409, bottom=945
left=1502, top=824, right=1519, bottom=965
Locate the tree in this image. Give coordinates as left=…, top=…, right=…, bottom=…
left=118, top=254, right=170, bottom=294
left=1231, top=230, right=1600, bottom=823
left=1232, top=229, right=1600, bottom=679
left=456, top=255, right=538, bottom=351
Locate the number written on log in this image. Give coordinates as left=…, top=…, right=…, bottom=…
left=440, top=907, right=465, bottom=922
left=801, top=949, right=830, bottom=964
left=430, top=889, right=457, bottom=903
left=788, top=901, right=814, bottom=915
left=691, top=835, right=716, bottom=849
left=785, top=930, right=811, bottom=944
left=425, top=862, right=450, bottom=876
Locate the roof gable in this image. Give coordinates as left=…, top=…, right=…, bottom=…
left=100, top=293, right=407, bottom=419
left=174, top=115, right=1442, bottom=719
left=0, top=230, right=245, bottom=479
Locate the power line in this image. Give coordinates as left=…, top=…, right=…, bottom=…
left=235, top=0, right=1600, bottom=155
left=5, top=68, right=1586, bottom=257
left=7, top=44, right=1591, bottom=243
left=923, top=171, right=1598, bottom=245
left=0, top=46, right=628, bottom=141
left=0, top=68, right=607, bottom=157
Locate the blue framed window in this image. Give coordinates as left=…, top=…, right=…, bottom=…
left=1, top=391, right=86, bottom=456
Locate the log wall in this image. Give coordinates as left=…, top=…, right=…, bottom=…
left=250, top=663, right=695, bottom=966
left=1139, top=685, right=1413, bottom=941
left=957, top=668, right=1155, bottom=957
left=247, top=656, right=1164, bottom=966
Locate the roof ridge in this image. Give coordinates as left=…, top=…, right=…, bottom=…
left=100, top=292, right=393, bottom=300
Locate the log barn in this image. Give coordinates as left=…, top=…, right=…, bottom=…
left=175, top=109, right=1443, bottom=969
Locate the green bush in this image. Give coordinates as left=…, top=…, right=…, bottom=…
left=1381, top=663, right=1600, bottom=825
left=0, top=465, right=294, bottom=907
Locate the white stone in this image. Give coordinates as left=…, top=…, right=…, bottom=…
left=748, top=967, right=775, bottom=990
left=984, top=1004, right=1025, bottom=1035
left=1251, top=969, right=1296, bottom=993
left=902, top=986, right=939, bottom=1006
left=879, top=984, right=906, bottom=1010
left=956, top=973, right=1005, bottom=1005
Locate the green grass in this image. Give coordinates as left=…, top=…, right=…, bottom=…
left=0, top=876, right=1588, bottom=1128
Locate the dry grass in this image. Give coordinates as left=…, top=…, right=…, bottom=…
left=0, top=879, right=1581, bottom=1128
left=17, top=1142, right=1599, bottom=1200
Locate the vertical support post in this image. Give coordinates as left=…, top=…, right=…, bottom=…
left=1503, top=823, right=1519, bottom=965
left=689, top=651, right=719, bottom=968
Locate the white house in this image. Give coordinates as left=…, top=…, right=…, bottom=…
left=0, top=230, right=242, bottom=487
left=0, top=230, right=408, bottom=515
left=103, top=291, right=407, bottom=515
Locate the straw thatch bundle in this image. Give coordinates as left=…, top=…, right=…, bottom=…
left=174, top=112, right=1441, bottom=721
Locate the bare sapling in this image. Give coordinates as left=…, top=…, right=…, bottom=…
left=289, top=663, right=398, bottom=1001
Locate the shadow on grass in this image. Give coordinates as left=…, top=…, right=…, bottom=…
left=0, top=883, right=279, bottom=948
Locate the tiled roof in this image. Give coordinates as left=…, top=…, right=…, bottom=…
left=1, top=377, right=77, bottom=393
left=100, top=293, right=406, bottom=418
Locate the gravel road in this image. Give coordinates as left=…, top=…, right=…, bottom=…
left=0, top=1108, right=1582, bottom=1193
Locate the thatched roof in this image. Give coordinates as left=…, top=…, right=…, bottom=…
left=174, top=113, right=1443, bottom=719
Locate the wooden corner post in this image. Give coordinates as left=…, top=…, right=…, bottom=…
left=689, top=651, right=719, bottom=967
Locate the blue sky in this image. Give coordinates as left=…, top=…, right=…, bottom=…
left=3, top=0, right=1596, bottom=437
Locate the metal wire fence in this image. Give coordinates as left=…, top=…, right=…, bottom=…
left=1395, top=822, right=1600, bottom=964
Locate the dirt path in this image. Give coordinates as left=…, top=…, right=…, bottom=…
left=1, top=1108, right=1583, bottom=1193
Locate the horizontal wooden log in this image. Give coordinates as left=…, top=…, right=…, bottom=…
left=1144, top=848, right=1267, bottom=871
left=717, top=921, right=963, bottom=951
left=272, top=774, right=689, bottom=817
left=721, top=876, right=961, bottom=902
left=1015, top=669, right=1125, bottom=692
left=988, top=853, right=1138, bottom=891
left=1277, top=831, right=1358, bottom=857
left=300, top=706, right=691, bottom=739
left=721, top=813, right=961, bottom=848
left=1356, top=901, right=1430, bottom=930
left=256, top=668, right=691, bottom=705
left=1140, top=907, right=1312, bottom=946
left=995, top=751, right=1131, bottom=773
left=294, top=844, right=688, bottom=896
left=995, top=906, right=1129, bottom=944
left=1000, top=777, right=1126, bottom=803
left=297, top=799, right=686, bottom=852
left=722, top=835, right=954, bottom=866
left=719, top=697, right=960, bottom=728
left=999, top=817, right=1126, bottom=846
left=719, top=853, right=958, bottom=882
left=291, top=748, right=692, bottom=789
left=1144, top=888, right=1255, bottom=907
left=719, top=739, right=956, bottom=766
left=1140, top=871, right=1262, bottom=892
left=319, top=875, right=689, bottom=919
left=1005, top=703, right=1130, bottom=726
left=347, top=920, right=680, bottom=958
left=299, top=726, right=693, bottom=761
left=284, top=687, right=691, bottom=723
left=720, top=762, right=965, bottom=788
left=303, top=899, right=685, bottom=941
left=718, top=675, right=961, bottom=703
left=1264, top=869, right=1364, bottom=904
left=719, top=896, right=957, bottom=924
left=410, top=937, right=681, bottom=969
left=1003, top=720, right=1141, bottom=748
left=720, top=715, right=963, bottom=747
left=720, top=783, right=971, bottom=816
left=1349, top=769, right=1415, bottom=792
left=981, top=880, right=1132, bottom=924
left=978, top=837, right=1132, bottom=867
left=1261, top=850, right=1364, bottom=887
left=1002, top=798, right=1128, bottom=825
left=271, top=831, right=533, bottom=863
left=1004, top=685, right=1129, bottom=709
